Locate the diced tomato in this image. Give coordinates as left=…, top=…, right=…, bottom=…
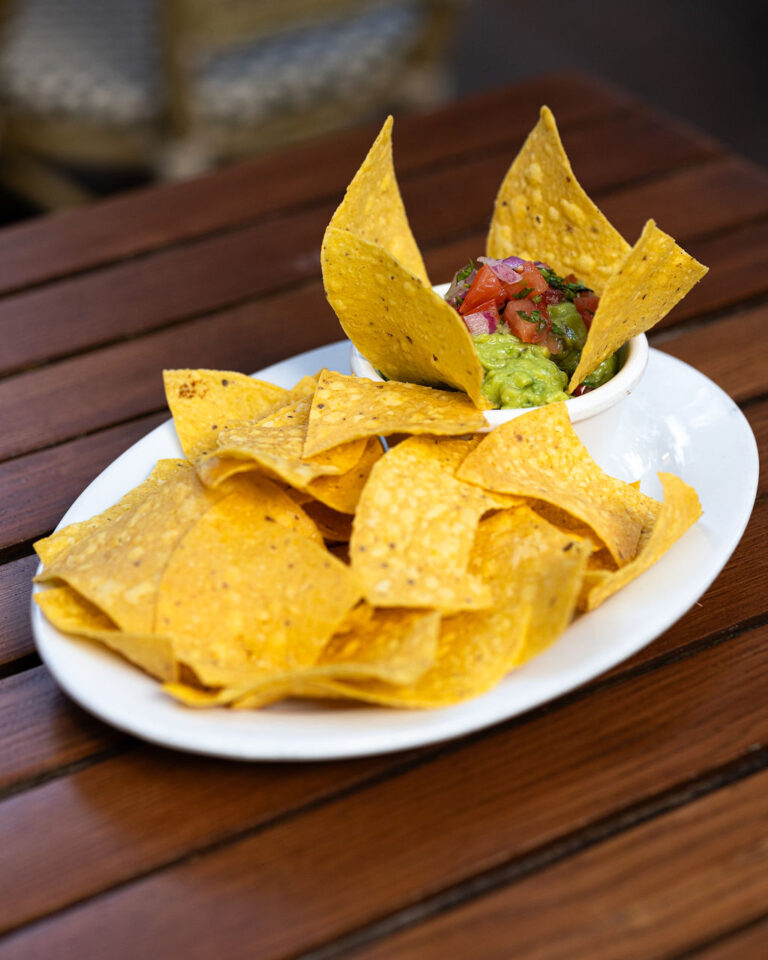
left=503, top=298, right=549, bottom=344
left=541, top=287, right=564, bottom=305
left=502, top=262, right=548, bottom=299
left=460, top=264, right=505, bottom=315
left=574, top=292, right=599, bottom=329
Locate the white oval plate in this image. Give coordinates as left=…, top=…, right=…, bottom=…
left=31, top=343, right=759, bottom=761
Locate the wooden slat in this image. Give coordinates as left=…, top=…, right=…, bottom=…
left=0, top=556, right=38, bottom=665
left=689, top=918, right=768, bottom=959
left=0, top=666, right=125, bottom=794
left=654, top=302, right=768, bottom=403
left=0, top=411, right=168, bottom=552
left=356, top=770, right=768, bottom=960
left=0, top=73, right=629, bottom=297
left=746, top=403, right=768, bottom=496
left=0, top=106, right=722, bottom=378
left=1, top=623, right=766, bottom=958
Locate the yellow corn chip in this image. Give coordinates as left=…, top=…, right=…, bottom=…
left=284, top=373, right=320, bottom=404
left=582, top=472, right=702, bottom=611
left=36, top=461, right=225, bottom=633
left=326, top=115, right=427, bottom=282
left=303, top=369, right=488, bottom=457
left=323, top=227, right=487, bottom=408
left=457, top=404, right=660, bottom=566
left=163, top=369, right=288, bottom=459
left=156, top=496, right=362, bottom=688
left=350, top=436, right=501, bottom=610
left=487, top=105, right=630, bottom=293
left=35, top=585, right=176, bottom=682
left=569, top=220, right=709, bottom=390
left=167, top=607, right=440, bottom=708
left=305, top=436, right=385, bottom=514
left=34, top=460, right=185, bottom=567
left=196, top=396, right=365, bottom=490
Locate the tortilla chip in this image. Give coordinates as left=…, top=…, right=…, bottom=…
left=470, top=506, right=591, bottom=664
left=167, top=607, right=441, bottom=708
left=156, top=496, right=362, bottom=688
left=301, top=500, right=354, bottom=542
left=35, top=585, right=176, bottom=682
left=569, top=220, right=709, bottom=390
left=306, top=436, right=385, bottom=514
left=457, top=404, right=660, bottom=566
left=34, top=460, right=186, bottom=567
left=196, top=396, right=365, bottom=490
left=323, top=228, right=486, bottom=407
left=582, top=472, right=702, bottom=611
left=36, top=461, right=224, bottom=633
left=163, top=369, right=288, bottom=459
left=284, top=373, right=320, bottom=404
left=350, top=436, right=501, bottom=610
left=487, top=105, right=630, bottom=293
left=326, top=115, right=427, bottom=282
left=303, top=370, right=488, bottom=457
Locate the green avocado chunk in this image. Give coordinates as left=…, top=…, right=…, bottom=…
left=473, top=333, right=569, bottom=409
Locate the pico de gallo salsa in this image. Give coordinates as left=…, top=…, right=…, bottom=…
left=445, top=256, right=617, bottom=408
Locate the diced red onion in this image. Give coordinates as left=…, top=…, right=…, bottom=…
left=477, top=255, right=525, bottom=284
left=445, top=266, right=476, bottom=308
left=463, top=307, right=498, bottom=335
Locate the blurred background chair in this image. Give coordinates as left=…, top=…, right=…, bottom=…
left=0, top=0, right=456, bottom=211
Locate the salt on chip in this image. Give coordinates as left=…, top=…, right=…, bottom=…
left=196, top=396, right=365, bottom=490
left=487, top=105, right=630, bottom=293
left=323, top=227, right=487, bottom=407
left=163, top=369, right=288, bottom=459
left=34, top=459, right=186, bottom=567
left=156, top=497, right=362, bottom=688
left=304, top=370, right=488, bottom=458
left=35, top=585, right=176, bottom=682
left=36, top=461, right=224, bottom=633
left=569, top=220, right=708, bottom=391
left=305, top=436, right=384, bottom=514
left=167, top=607, right=440, bottom=708
left=350, top=436, right=501, bottom=611
left=457, top=404, right=659, bottom=566
left=582, top=472, right=701, bottom=611
left=326, top=115, right=427, bottom=282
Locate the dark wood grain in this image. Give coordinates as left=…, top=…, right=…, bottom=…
left=355, top=770, right=768, bottom=960
left=1, top=623, right=765, bottom=958
left=0, top=105, right=722, bottom=378
left=689, top=918, right=768, bottom=959
left=0, top=666, right=126, bottom=794
left=0, top=556, right=38, bottom=665
left=0, top=73, right=628, bottom=297
left=0, top=411, right=168, bottom=553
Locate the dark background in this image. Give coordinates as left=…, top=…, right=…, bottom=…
left=454, top=0, right=767, bottom=166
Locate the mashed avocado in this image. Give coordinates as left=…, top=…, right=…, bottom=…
left=473, top=333, right=569, bottom=409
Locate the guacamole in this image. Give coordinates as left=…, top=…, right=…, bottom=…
left=445, top=255, right=619, bottom=408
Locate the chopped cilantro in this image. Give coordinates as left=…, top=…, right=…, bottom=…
left=511, top=286, right=533, bottom=300
left=540, top=267, right=591, bottom=301
left=455, top=259, right=474, bottom=283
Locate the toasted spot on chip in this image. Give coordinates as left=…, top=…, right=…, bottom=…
left=569, top=220, right=709, bottom=391
left=487, top=105, right=630, bottom=293
left=350, top=436, right=500, bottom=611
left=582, top=473, right=702, bottom=611
left=326, top=115, right=428, bottom=283
left=156, top=497, right=362, bottom=688
left=303, top=370, right=487, bottom=457
left=163, top=369, right=288, bottom=459
left=35, top=585, right=176, bottom=682
left=322, top=228, right=487, bottom=407
left=196, top=396, right=365, bottom=490
left=457, top=404, right=660, bottom=566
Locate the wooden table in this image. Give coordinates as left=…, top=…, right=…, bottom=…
left=1, top=72, right=767, bottom=959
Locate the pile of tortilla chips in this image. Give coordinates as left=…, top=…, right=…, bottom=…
left=33, top=368, right=701, bottom=711
left=322, top=107, right=708, bottom=401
